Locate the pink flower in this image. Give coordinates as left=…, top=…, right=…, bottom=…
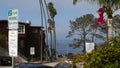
left=97, top=16, right=104, bottom=26
left=97, top=8, right=104, bottom=26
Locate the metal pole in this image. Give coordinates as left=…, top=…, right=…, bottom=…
left=12, top=57, right=14, bottom=68
left=40, top=30, right=43, bottom=62
left=32, top=55, right=34, bottom=62
left=39, top=0, right=43, bottom=62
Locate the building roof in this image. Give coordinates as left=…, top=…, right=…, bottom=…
left=0, top=20, right=30, bottom=25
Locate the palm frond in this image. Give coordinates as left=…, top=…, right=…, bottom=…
left=73, top=0, right=78, bottom=5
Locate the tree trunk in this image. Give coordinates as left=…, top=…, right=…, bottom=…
left=53, top=25, right=56, bottom=59
left=107, top=18, right=113, bottom=41
left=83, top=31, right=86, bottom=54
left=41, top=0, right=49, bottom=61
left=50, top=30, right=52, bottom=57
left=53, top=18, right=57, bottom=59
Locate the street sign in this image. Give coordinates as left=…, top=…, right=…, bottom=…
left=9, top=30, right=18, bottom=57
left=8, top=9, right=18, bottom=29
left=30, top=47, right=35, bottom=55
left=85, top=42, right=95, bottom=53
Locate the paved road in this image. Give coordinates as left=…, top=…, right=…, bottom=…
left=0, top=56, right=63, bottom=68
left=43, top=62, right=59, bottom=67
left=0, top=62, right=59, bottom=68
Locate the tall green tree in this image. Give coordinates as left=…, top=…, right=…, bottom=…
left=67, top=14, right=96, bottom=53
left=73, top=0, right=120, bottom=41
left=48, top=2, right=57, bottom=58
left=39, top=0, right=56, bottom=60
left=42, top=0, right=52, bottom=60
left=39, top=0, right=50, bottom=61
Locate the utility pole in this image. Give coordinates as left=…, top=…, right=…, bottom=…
left=39, top=0, right=43, bottom=62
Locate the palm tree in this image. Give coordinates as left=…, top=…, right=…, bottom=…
left=73, top=0, right=120, bottom=41
left=41, top=0, right=48, bottom=48
left=48, top=2, right=57, bottom=59
left=48, top=19, right=53, bottom=59
left=39, top=0, right=52, bottom=61
left=39, top=0, right=49, bottom=61
left=43, top=0, right=49, bottom=46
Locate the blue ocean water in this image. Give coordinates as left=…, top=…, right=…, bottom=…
left=56, top=40, right=83, bottom=54
left=48, top=39, right=104, bottom=54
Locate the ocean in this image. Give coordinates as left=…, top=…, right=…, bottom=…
left=48, top=40, right=83, bottom=54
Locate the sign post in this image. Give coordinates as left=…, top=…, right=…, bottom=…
left=30, top=47, right=35, bottom=62
left=85, top=42, right=95, bottom=54
left=8, top=9, right=18, bottom=68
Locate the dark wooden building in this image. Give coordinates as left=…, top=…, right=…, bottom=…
left=0, top=20, right=46, bottom=61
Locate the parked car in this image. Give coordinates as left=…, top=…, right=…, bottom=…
left=58, top=54, right=63, bottom=58
left=15, top=63, right=53, bottom=68
left=0, top=56, right=12, bottom=66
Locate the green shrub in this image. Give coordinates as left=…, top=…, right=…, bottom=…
left=72, top=37, right=120, bottom=68
left=84, top=38, right=120, bottom=68
left=72, top=54, right=85, bottom=63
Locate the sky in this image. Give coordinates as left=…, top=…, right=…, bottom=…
left=0, top=0, right=120, bottom=40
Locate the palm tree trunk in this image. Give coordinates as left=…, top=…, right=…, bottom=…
left=44, top=0, right=50, bottom=19
left=52, top=18, right=57, bottom=59
left=44, top=0, right=51, bottom=60
left=41, top=0, right=49, bottom=61
left=44, top=0, right=54, bottom=60
left=107, top=18, right=113, bottom=41
left=50, top=30, right=52, bottom=58
left=53, top=24, right=57, bottom=59
left=43, top=0, right=49, bottom=47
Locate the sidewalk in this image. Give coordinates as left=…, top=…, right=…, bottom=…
left=43, top=62, right=59, bottom=67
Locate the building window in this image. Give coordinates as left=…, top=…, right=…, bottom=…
left=18, top=25, right=25, bottom=34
